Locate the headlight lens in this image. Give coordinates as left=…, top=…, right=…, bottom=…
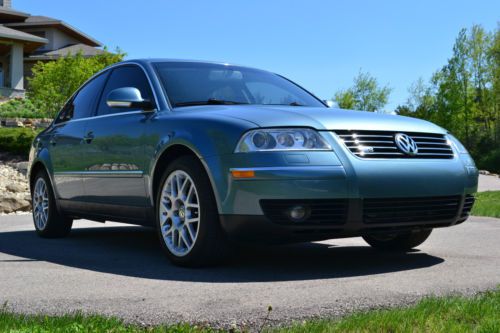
left=235, top=128, right=332, bottom=152
left=447, top=134, right=469, bottom=154
left=447, top=134, right=476, bottom=167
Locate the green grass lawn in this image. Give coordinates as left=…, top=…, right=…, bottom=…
left=1, top=289, right=499, bottom=333
left=472, top=191, right=500, bottom=218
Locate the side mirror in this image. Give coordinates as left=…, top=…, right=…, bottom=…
left=107, top=87, right=154, bottom=111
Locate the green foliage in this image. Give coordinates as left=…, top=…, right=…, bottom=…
left=0, top=310, right=218, bottom=333
left=333, top=70, right=392, bottom=112
left=0, top=127, right=41, bottom=157
left=0, top=98, right=48, bottom=119
left=396, top=24, right=500, bottom=171
left=1, top=289, right=499, bottom=332
left=28, top=48, right=126, bottom=118
left=472, top=191, right=500, bottom=218
left=477, top=148, right=500, bottom=174
left=277, top=288, right=500, bottom=333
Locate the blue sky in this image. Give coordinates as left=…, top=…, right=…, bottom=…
left=17, top=0, right=499, bottom=110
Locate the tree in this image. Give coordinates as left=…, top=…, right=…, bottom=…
left=397, top=24, right=500, bottom=173
left=486, top=24, right=500, bottom=143
left=333, top=70, right=392, bottom=112
left=28, top=48, right=126, bottom=117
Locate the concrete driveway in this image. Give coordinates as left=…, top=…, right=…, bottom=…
left=478, top=174, right=500, bottom=192
left=0, top=215, right=499, bottom=328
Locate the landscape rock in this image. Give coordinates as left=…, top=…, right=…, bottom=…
left=6, top=183, right=27, bottom=193
left=0, top=157, right=31, bottom=214
left=13, top=161, right=29, bottom=175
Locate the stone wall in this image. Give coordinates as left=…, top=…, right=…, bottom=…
left=0, top=117, right=52, bottom=129
left=0, top=154, right=30, bottom=214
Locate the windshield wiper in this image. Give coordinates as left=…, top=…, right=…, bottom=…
left=174, top=99, right=249, bottom=107
left=266, top=102, right=305, bottom=106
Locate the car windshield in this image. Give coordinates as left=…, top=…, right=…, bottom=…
left=154, top=62, right=325, bottom=108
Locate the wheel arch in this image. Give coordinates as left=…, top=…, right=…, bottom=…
left=149, top=144, right=222, bottom=212
left=29, top=160, right=51, bottom=193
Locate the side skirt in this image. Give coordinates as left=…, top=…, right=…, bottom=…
left=58, top=199, right=155, bottom=226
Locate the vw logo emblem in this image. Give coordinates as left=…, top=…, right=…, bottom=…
left=394, top=133, right=418, bottom=156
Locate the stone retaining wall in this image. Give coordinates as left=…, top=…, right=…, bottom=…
left=0, top=155, right=30, bottom=214
left=0, top=117, right=52, bottom=129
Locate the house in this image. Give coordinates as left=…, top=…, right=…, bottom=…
left=0, top=0, right=103, bottom=98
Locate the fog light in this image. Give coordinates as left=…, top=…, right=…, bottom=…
left=288, top=205, right=309, bottom=222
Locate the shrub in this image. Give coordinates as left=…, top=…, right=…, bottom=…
left=0, top=127, right=40, bottom=157
left=477, top=149, right=500, bottom=174
left=28, top=48, right=125, bottom=118
left=0, top=98, right=47, bottom=119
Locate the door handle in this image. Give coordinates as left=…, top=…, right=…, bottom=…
left=83, top=131, right=94, bottom=144
left=49, top=136, right=58, bottom=146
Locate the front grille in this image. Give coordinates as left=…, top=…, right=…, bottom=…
left=363, top=196, right=461, bottom=224
left=334, top=130, right=454, bottom=159
left=260, top=199, right=348, bottom=225
left=461, top=195, right=475, bottom=218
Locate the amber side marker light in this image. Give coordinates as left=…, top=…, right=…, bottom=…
left=231, top=170, right=255, bottom=178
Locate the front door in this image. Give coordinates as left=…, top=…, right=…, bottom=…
left=81, top=65, right=154, bottom=214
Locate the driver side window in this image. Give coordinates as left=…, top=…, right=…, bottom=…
left=96, top=65, right=154, bottom=116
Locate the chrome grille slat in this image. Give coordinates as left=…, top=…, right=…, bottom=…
left=334, top=130, right=454, bottom=159
left=411, top=136, right=447, bottom=141
left=418, top=147, right=454, bottom=151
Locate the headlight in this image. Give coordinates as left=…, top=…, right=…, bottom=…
left=235, top=128, right=332, bottom=152
left=447, top=134, right=469, bottom=154
left=447, top=134, right=476, bottom=167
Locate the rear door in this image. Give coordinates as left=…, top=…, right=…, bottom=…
left=50, top=72, right=109, bottom=201
left=81, top=65, right=155, bottom=213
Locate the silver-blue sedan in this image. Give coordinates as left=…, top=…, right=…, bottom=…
left=28, top=60, right=478, bottom=266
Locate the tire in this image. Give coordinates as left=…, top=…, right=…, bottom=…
left=155, top=155, right=228, bottom=267
left=362, top=229, right=432, bottom=251
left=32, top=170, right=73, bottom=238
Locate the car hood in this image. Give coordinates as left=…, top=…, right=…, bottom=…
left=181, top=105, right=447, bottom=134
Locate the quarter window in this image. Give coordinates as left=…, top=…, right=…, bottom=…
left=97, top=65, right=154, bottom=116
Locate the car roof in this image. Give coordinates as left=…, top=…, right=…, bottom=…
left=119, top=58, right=267, bottom=72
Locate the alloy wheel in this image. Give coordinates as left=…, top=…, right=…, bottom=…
left=33, top=177, right=49, bottom=230
left=158, top=170, right=200, bottom=257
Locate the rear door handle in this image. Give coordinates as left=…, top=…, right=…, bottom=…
left=83, top=131, right=94, bottom=144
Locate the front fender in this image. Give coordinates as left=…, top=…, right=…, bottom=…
left=144, top=112, right=256, bottom=210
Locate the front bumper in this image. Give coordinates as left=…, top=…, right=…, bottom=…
left=204, top=138, right=478, bottom=242
left=220, top=195, right=475, bottom=243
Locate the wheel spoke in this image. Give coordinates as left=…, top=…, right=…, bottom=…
left=185, top=217, right=198, bottom=224
left=185, top=224, right=195, bottom=242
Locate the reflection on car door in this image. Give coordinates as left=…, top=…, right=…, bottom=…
left=50, top=72, right=109, bottom=201
left=81, top=65, right=154, bottom=216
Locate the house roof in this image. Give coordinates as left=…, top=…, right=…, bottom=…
left=0, top=7, right=30, bottom=23
left=5, top=15, right=102, bottom=47
left=0, top=25, right=48, bottom=53
left=26, top=43, right=106, bottom=61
